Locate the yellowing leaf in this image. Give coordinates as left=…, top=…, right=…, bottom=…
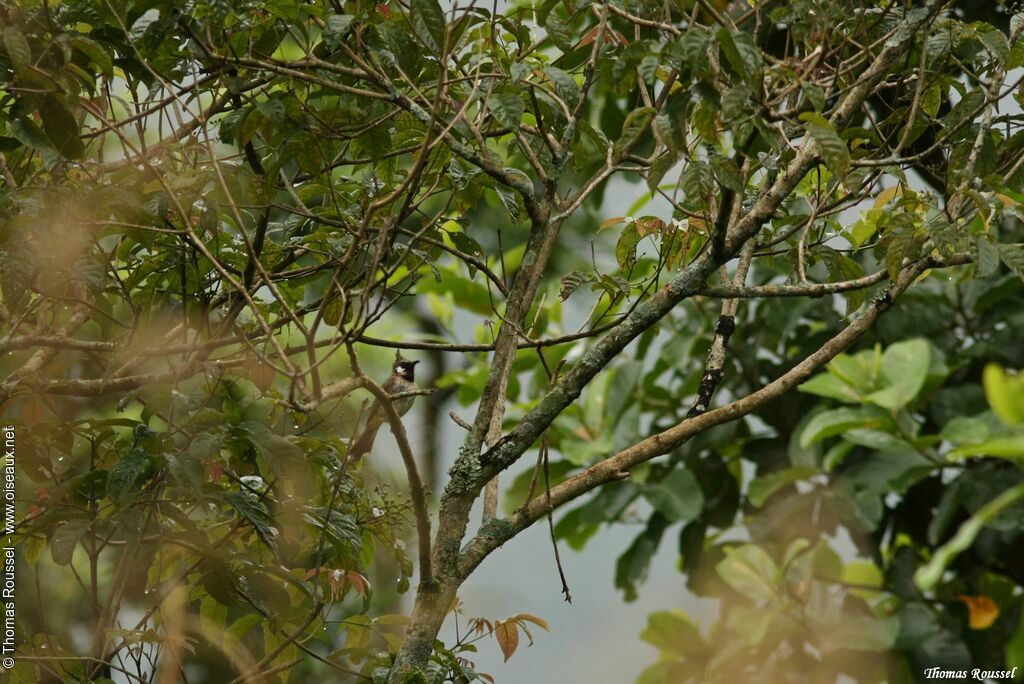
left=634, top=216, right=666, bottom=236
left=494, top=620, right=519, bottom=661
left=984, top=364, right=1024, bottom=425
left=511, top=613, right=550, bottom=631
left=599, top=217, right=628, bottom=231
left=959, top=595, right=999, bottom=630
left=873, top=186, right=902, bottom=208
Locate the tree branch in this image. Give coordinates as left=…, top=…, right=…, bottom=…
left=346, top=349, right=433, bottom=585
left=458, top=256, right=932, bottom=577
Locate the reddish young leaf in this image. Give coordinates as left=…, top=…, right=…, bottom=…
left=346, top=571, right=370, bottom=595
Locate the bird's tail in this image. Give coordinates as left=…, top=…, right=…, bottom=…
left=349, top=422, right=382, bottom=460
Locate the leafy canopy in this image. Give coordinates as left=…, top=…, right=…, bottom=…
left=1, top=0, right=1024, bottom=682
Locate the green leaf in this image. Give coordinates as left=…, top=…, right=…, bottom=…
left=226, top=491, right=278, bottom=549
left=225, top=613, right=263, bottom=643
left=916, top=482, right=1024, bottom=591
left=998, top=243, right=1024, bottom=284
left=928, top=479, right=964, bottom=545
left=1009, top=602, right=1024, bottom=673
left=677, top=27, right=710, bottom=69
left=716, top=28, right=746, bottom=77
left=939, top=416, right=990, bottom=445
left=616, top=221, right=641, bottom=272
left=979, top=29, right=1010, bottom=63
left=490, top=93, right=524, bottom=130
left=748, top=466, right=817, bottom=507
left=798, top=372, right=861, bottom=403
left=680, top=161, right=712, bottom=207
left=710, top=154, right=744, bottom=192
left=731, top=30, right=762, bottom=75
left=721, top=85, right=751, bottom=121
left=823, top=441, right=855, bottom=471
left=726, top=604, right=780, bottom=645
left=189, top=431, right=224, bottom=460
left=50, top=518, right=90, bottom=566
left=642, top=469, right=703, bottom=522
left=944, top=89, right=985, bottom=135
left=984, top=364, right=1024, bottom=425
left=640, top=610, right=704, bottom=656
left=3, top=26, right=31, bottom=72
left=559, top=270, right=593, bottom=301
left=925, top=214, right=961, bottom=256
left=885, top=216, right=922, bottom=281
left=646, top=151, right=679, bottom=193
left=10, top=117, right=52, bottom=152
left=849, top=208, right=882, bottom=248
left=823, top=616, right=899, bottom=652
left=411, top=0, right=447, bottom=50
left=39, top=97, right=85, bottom=159
left=510, top=62, right=532, bottom=83
left=691, top=101, right=718, bottom=143
left=615, top=515, right=665, bottom=601
left=107, top=449, right=149, bottom=505
left=949, top=435, right=1024, bottom=459
left=613, top=107, right=656, bottom=161
left=546, top=66, right=578, bottom=106
left=799, top=407, right=888, bottom=448
left=842, top=561, right=884, bottom=596
left=973, top=236, right=1000, bottom=277
left=716, top=28, right=761, bottom=81
left=241, top=421, right=301, bottom=460
left=323, top=14, right=354, bottom=47
left=448, top=230, right=484, bottom=258
left=69, top=36, right=113, bottom=79
left=865, top=338, right=931, bottom=410
left=800, top=113, right=850, bottom=178
left=544, top=16, right=572, bottom=52
left=921, top=83, right=942, bottom=117
left=715, top=544, right=779, bottom=602
left=801, top=80, right=825, bottom=112
left=493, top=184, right=520, bottom=221
left=653, top=95, right=687, bottom=152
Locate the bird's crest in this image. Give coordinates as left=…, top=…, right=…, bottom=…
left=393, top=351, right=419, bottom=379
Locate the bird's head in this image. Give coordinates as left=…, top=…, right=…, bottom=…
left=393, top=353, right=419, bottom=381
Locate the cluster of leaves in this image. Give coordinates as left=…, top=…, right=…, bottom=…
left=3, top=0, right=1024, bottom=680
left=11, top=369, right=417, bottom=682
left=422, top=600, right=550, bottom=682
left=635, top=337, right=1024, bottom=682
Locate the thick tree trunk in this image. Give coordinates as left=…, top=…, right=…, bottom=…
left=388, top=579, right=460, bottom=682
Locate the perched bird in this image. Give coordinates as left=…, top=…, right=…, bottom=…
left=349, top=353, right=419, bottom=459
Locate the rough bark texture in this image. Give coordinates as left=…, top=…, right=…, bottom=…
left=388, top=580, right=459, bottom=682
